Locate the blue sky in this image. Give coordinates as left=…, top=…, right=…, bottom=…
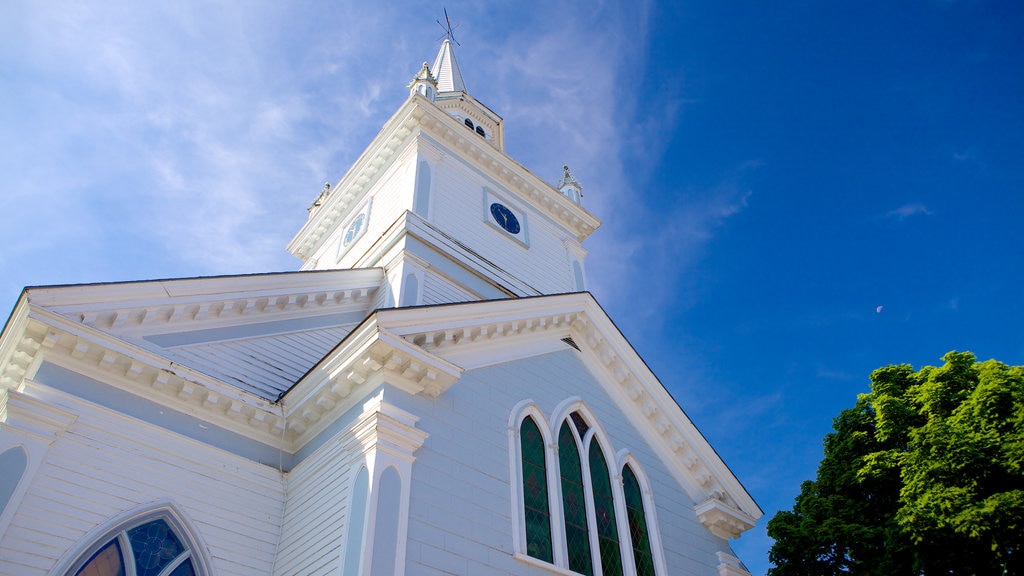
left=2, top=1, right=1022, bottom=573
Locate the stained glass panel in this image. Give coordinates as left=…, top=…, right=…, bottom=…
left=521, top=416, right=553, bottom=562
left=570, top=411, right=590, bottom=436
left=623, top=465, right=655, bottom=576
left=75, top=540, right=125, bottom=576
left=127, top=519, right=185, bottom=576
left=589, top=438, right=622, bottom=576
left=560, top=421, right=593, bottom=575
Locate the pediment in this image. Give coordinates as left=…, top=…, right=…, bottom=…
left=281, top=293, right=761, bottom=532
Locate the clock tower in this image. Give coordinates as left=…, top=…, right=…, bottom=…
left=287, top=39, right=601, bottom=308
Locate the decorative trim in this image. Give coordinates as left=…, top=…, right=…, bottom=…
left=695, top=498, right=758, bottom=540
left=1, top=388, right=77, bottom=444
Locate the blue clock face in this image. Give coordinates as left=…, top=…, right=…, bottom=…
left=489, top=202, right=521, bottom=234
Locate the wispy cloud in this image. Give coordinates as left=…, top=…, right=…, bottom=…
left=884, top=203, right=933, bottom=220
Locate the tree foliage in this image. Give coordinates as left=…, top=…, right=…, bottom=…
left=767, top=352, right=1024, bottom=575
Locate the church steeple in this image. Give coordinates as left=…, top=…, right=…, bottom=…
left=431, top=39, right=467, bottom=94
left=289, top=36, right=600, bottom=305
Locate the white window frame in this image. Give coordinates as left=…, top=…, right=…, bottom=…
left=510, top=397, right=664, bottom=576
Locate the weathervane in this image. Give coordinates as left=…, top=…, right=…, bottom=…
left=436, top=8, right=461, bottom=46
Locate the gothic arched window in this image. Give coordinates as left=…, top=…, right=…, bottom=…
left=559, top=418, right=593, bottom=575
left=512, top=401, right=663, bottom=576
left=65, top=512, right=205, bottom=576
left=520, top=415, right=553, bottom=562
left=623, top=464, right=656, bottom=576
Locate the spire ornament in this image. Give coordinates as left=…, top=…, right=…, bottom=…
left=558, top=165, right=583, bottom=205
left=409, top=61, right=438, bottom=100
left=436, top=8, right=461, bottom=46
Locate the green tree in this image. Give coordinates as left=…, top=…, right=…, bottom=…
left=768, top=352, right=1024, bottom=575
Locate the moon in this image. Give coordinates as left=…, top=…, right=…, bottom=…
left=876, top=305, right=884, bottom=313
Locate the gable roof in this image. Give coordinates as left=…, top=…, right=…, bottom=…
left=1, top=269, right=383, bottom=401
left=0, top=276, right=760, bottom=538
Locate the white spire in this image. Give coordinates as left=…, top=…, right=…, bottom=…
left=431, top=39, right=467, bottom=93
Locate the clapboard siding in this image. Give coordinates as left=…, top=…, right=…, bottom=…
left=422, top=271, right=477, bottom=305
left=273, top=413, right=361, bottom=576
left=0, top=393, right=284, bottom=576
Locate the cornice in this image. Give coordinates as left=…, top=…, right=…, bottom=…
left=5, top=312, right=287, bottom=447
left=280, top=317, right=463, bottom=451
left=30, top=270, right=383, bottom=337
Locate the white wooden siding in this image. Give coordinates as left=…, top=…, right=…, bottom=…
left=0, top=393, right=284, bottom=576
left=422, top=271, right=477, bottom=305
left=273, top=416, right=361, bottom=576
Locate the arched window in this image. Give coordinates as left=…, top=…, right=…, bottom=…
left=512, top=401, right=662, bottom=576
left=520, top=415, right=552, bottom=562
left=67, top=514, right=204, bottom=576
left=475, top=125, right=486, bottom=137
left=622, top=464, right=656, bottom=576
left=589, top=438, right=622, bottom=576
left=559, top=419, right=593, bottom=575
left=464, top=118, right=475, bottom=129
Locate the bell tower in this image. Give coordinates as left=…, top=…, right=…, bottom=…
left=287, top=40, right=600, bottom=308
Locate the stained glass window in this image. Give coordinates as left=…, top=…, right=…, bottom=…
left=623, top=465, right=656, bottom=576
left=71, top=518, right=197, bottom=576
left=75, top=540, right=125, bottom=576
left=570, top=411, right=590, bottom=436
left=559, top=421, right=593, bottom=576
left=521, top=416, right=553, bottom=562
left=589, top=438, right=623, bottom=576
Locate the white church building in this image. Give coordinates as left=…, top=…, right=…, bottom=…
left=0, top=38, right=760, bottom=576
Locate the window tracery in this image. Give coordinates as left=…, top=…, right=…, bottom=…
left=511, top=401, right=662, bottom=576
left=62, top=508, right=207, bottom=576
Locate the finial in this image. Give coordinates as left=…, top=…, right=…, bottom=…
left=558, top=165, right=583, bottom=205
left=409, top=61, right=438, bottom=99
left=558, top=165, right=582, bottom=194
left=308, top=182, right=332, bottom=214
